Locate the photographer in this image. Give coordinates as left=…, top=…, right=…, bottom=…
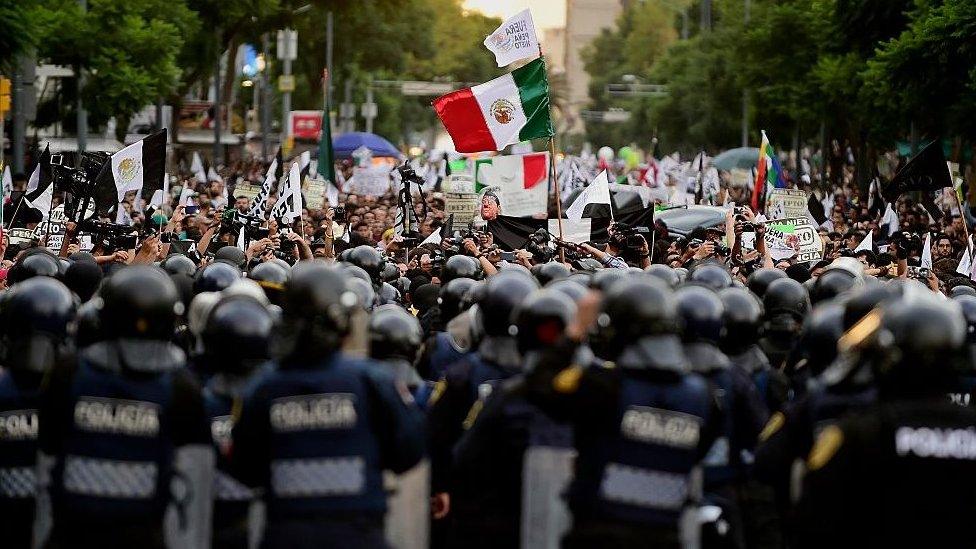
left=728, top=206, right=773, bottom=277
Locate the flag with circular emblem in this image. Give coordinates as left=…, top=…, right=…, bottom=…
left=432, top=58, right=553, bottom=153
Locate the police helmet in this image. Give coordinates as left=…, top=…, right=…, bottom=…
left=811, top=269, right=858, bottom=304
left=441, top=255, right=483, bottom=283
left=277, top=262, right=356, bottom=359
left=674, top=267, right=689, bottom=283
left=796, top=302, right=845, bottom=376
left=747, top=267, right=788, bottom=298
left=381, top=261, right=401, bottom=283
left=75, top=298, right=104, bottom=349
left=343, top=263, right=372, bottom=285
left=843, top=285, right=898, bottom=331
left=951, top=284, right=976, bottom=299
left=675, top=285, right=724, bottom=343
left=546, top=278, right=588, bottom=303
left=513, top=289, right=576, bottom=354
left=645, top=264, right=680, bottom=289
left=0, top=277, right=76, bottom=372
left=248, top=261, right=290, bottom=306
left=763, top=278, right=810, bottom=321
left=8, top=250, right=61, bottom=285
left=718, top=287, right=763, bottom=353
left=954, top=294, right=976, bottom=343
left=193, top=261, right=241, bottom=294
left=600, top=278, right=682, bottom=365
left=100, top=265, right=180, bottom=340
left=214, top=245, right=247, bottom=270
left=688, top=263, right=733, bottom=291
left=379, top=281, right=401, bottom=304
left=532, top=261, right=570, bottom=286
left=201, top=295, right=274, bottom=375
left=63, top=260, right=103, bottom=303
left=347, top=245, right=385, bottom=283
left=461, top=280, right=487, bottom=311
left=160, top=253, right=197, bottom=277
left=346, top=277, right=377, bottom=311
left=368, top=305, right=423, bottom=362
left=473, top=271, right=539, bottom=337
left=439, top=278, right=476, bottom=322
left=589, top=268, right=628, bottom=292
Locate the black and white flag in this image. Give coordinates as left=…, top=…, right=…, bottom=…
left=24, top=145, right=54, bottom=218
left=91, top=130, right=167, bottom=219
left=249, top=149, right=283, bottom=217
left=270, top=161, right=303, bottom=222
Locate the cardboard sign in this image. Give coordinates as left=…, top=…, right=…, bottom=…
left=233, top=182, right=263, bottom=201
left=764, top=217, right=823, bottom=262
left=766, top=189, right=808, bottom=219
left=303, top=177, right=328, bottom=209
left=33, top=205, right=67, bottom=252
left=446, top=192, right=480, bottom=225
left=348, top=166, right=392, bottom=196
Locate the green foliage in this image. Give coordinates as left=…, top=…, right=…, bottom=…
left=0, top=0, right=37, bottom=71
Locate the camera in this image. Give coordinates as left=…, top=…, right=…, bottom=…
left=907, top=266, right=931, bottom=280
left=79, top=220, right=139, bottom=251
left=739, top=222, right=755, bottom=232
left=714, top=243, right=730, bottom=256
left=333, top=206, right=346, bottom=223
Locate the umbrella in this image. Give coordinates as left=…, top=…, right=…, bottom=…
left=712, top=147, right=760, bottom=171
left=332, top=132, right=402, bottom=159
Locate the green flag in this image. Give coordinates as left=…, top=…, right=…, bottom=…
left=318, top=107, right=336, bottom=183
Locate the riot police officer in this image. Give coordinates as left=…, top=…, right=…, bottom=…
left=449, top=289, right=576, bottom=548
left=35, top=265, right=214, bottom=548
left=674, top=285, right=768, bottom=547
left=426, top=271, right=538, bottom=526
left=417, top=278, right=476, bottom=382
left=796, top=295, right=976, bottom=547
left=758, top=278, right=810, bottom=373
left=0, top=278, right=76, bottom=548
left=950, top=293, right=976, bottom=407
left=368, top=305, right=429, bottom=406
left=199, top=293, right=276, bottom=548
left=526, top=278, right=721, bottom=548
left=228, top=262, right=425, bottom=548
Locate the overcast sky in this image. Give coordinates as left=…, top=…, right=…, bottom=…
left=463, top=0, right=567, bottom=30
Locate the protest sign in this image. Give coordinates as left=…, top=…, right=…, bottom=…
left=303, top=177, right=329, bottom=209
left=764, top=217, right=823, bottom=262
left=766, top=189, right=809, bottom=219
left=349, top=166, right=392, bottom=196
left=233, top=182, right=263, bottom=201
left=446, top=192, right=480, bottom=225
left=474, top=152, right=549, bottom=218
left=29, top=204, right=67, bottom=252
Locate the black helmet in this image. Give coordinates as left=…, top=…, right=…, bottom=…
left=368, top=305, right=423, bottom=362
left=75, top=299, right=104, bottom=348
left=381, top=261, right=400, bottom=283
left=645, top=264, right=680, bottom=289
left=99, top=265, right=180, bottom=340
left=214, top=245, right=247, bottom=270
left=461, top=280, right=487, bottom=311
left=689, top=263, right=732, bottom=291
left=532, top=262, right=570, bottom=286
left=875, top=296, right=966, bottom=396
left=201, top=295, right=274, bottom=375
left=951, top=284, right=976, bottom=298
left=347, top=245, right=385, bottom=284
left=193, top=261, right=241, bottom=294
left=343, top=263, right=372, bottom=285
left=248, top=261, right=290, bottom=306
left=748, top=267, right=788, bottom=298
left=763, top=278, right=810, bottom=321
left=439, top=278, right=476, bottom=322
left=843, top=285, right=898, bottom=331
left=0, top=277, right=76, bottom=372
left=513, top=289, right=576, bottom=354
left=346, top=277, right=377, bottom=311
left=8, top=250, right=61, bottom=285
left=675, top=285, right=724, bottom=343
left=719, top=287, right=763, bottom=353
left=63, top=260, right=104, bottom=303
left=674, top=267, right=689, bottom=283
left=160, top=253, right=197, bottom=277
left=589, top=268, right=628, bottom=292
left=379, top=281, right=401, bottom=304
left=278, top=262, right=355, bottom=359
left=600, top=278, right=682, bottom=366
left=546, top=278, right=588, bottom=303
left=811, top=269, right=857, bottom=304
left=796, top=303, right=845, bottom=376
left=441, top=255, right=483, bottom=283
left=474, top=271, right=539, bottom=337
left=337, top=248, right=353, bottom=263
left=954, top=294, right=976, bottom=344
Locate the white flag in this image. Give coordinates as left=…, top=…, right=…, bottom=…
left=483, top=9, right=540, bottom=67
left=25, top=182, right=53, bottom=218
left=957, top=238, right=975, bottom=276
left=854, top=230, right=873, bottom=253
left=882, top=202, right=899, bottom=236
left=565, top=170, right=612, bottom=221
left=920, top=233, right=933, bottom=269
left=191, top=152, right=207, bottom=183
left=111, top=140, right=146, bottom=200
left=178, top=185, right=194, bottom=207
left=420, top=229, right=442, bottom=246
left=237, top=226, right=247, bottom=251
left=207, top=166, right=223, bottom=183
left=1, top=165, right=11, bottom=199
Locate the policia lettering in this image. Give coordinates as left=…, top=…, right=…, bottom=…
left=621, top=406, right=702, bottom=449
left=74, top=397, right=161, bottom=437
left=270, top=393, right=358, bottom=432
left=0, top=409, right=39, bottom=440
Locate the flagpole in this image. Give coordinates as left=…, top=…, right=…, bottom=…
left=536, top=41, right=565, bottom=263
left=951, top=188, right=974, bottom=262
left=5, top=195, right=24, bottom=229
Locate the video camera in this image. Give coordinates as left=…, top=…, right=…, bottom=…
left=609, top=222, right=650, bottom=250
left=79, top=219, right=139, bottom=251
left=219, top=208, right=269, bottom=240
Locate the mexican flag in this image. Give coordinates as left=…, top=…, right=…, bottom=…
left=474, top=152, right=549, bottom=218
left=433, top=58, right=553, bottom=153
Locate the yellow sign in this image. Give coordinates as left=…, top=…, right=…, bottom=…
left=278, top=75, right=295, bottom=92
left=0, top=77, right=10, bottom=114
left=0, top=77, right=10, bottom=95
left=282, top=136, right=294, bottom=156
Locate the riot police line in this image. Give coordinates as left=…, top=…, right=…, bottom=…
left=2, top=244, right=976, bottom=549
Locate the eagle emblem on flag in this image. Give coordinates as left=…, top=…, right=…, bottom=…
left=118, top=157, right=140, bottom=182
left=490, top=99, right=516, bottom=125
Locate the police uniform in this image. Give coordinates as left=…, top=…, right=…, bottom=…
left=0, top=370, right=43, bottom=548
left=228, top=353, right=425, bottom=549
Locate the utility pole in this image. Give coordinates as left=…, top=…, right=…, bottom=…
left=701, top=0, right=712, bottom=32
left=11, top=59, right=25, bottom=172
left=77, top=0, right=88, bottom=156
left=342, top=79, right=354, bottom=133
left=741, top=0, right=750, bottom=147
left=261, top=34, right=271, bottom=159
left=326, top=12, right=334, bottom=125
left=278, top=28, right=297, bottom=152
left=363, top=84, right=376, bottom=134
left=214, top=31, right=222, bottom=166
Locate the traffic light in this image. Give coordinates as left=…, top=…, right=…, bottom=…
left=0, top=77, right=10, bottom=114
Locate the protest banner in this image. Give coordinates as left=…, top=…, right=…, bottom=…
left=766, top=189, right=809, bottom=219
left=764, top=217, right=823, bottom=262
left=303, top=177, right=329, bottom=209
left=446, top=192, right=480, bottom=225
left=349, top=166, right=392, bottom=196
left=233, top=182, right=263, bottom=201
left=474, top=152, right=549, bottom=218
